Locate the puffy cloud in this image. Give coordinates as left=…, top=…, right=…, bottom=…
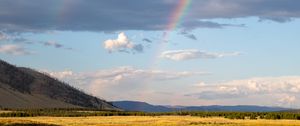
left=0, top=0, right=300, bottom=32
left=104, top=32, right=143, bottom=53
left=0, top=44, right=32, bottom=55
left=160, top=49, right=240, bottom=61
left=104, top=33, right=131, bottom=51
left=187, top=76, right=300, bottom=107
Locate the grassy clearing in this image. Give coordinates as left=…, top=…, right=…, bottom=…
left=1, top=116, right=300, bottom=126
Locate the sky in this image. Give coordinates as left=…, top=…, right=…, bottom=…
left=0, top=0, right=300, bottom=108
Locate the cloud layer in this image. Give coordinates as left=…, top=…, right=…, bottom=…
left=187, top=76, right=300, bottom=107
left=0, top=0, right=300, bottom=32
left=43, top=67, right=206, bottom=100
left=160, top=49, right=240, bottom=61
left=43, top=67, right=300, bottom=107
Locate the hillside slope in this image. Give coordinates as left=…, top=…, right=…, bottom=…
left=112, top=101, right=174, bottom=112
left=0, top=59, right=119, bottom=110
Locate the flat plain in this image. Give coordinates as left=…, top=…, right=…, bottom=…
left=1, top=116, right=300, bottom=126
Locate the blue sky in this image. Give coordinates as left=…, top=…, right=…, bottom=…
left=1, top=0, right=300, bottom=108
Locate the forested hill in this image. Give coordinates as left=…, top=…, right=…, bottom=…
left=0, top=59, right=119, bottom=110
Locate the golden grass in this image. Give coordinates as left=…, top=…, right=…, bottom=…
left=1, top=116, right=300, bottom=126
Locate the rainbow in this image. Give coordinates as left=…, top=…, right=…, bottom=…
left=162, top=0, right=192, bottom=40
left=167, top=0, right=192, bottom=31
left=151, top=0, right=192, bottom=67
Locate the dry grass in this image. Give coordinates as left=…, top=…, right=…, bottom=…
left=1, top=116, right=300, bottom=126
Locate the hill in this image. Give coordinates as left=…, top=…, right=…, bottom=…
left=112, top=101, right=288, bottom=112
left=112, top=101, right=174, bottom=112
left=0, top=59, right=119, bottom=110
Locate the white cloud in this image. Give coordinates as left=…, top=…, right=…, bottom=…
left=42, top=68, right=300, bottom=107
left=279, top=95, right=296, bottom=105
left=160, top=49, right=240, bottom=61
left=104, top=32, right=132, bottom=50
left=103, top=32, right=143, bottom=53
left=43, top=67, right=206, bottom=100
left=42, top=70, right=73, bottom=79
left=46, top=66, right=205, bottom=84
left=188, top=76, right=300, bottom=107
left=0, top=44, right=32, bottom=55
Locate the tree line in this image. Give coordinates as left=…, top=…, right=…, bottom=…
left=1, top=108, right=300, bottom=120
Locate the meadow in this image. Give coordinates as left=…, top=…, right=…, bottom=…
left=1, top=110, right=300, bottom=126
left=2, top=116, right=300, bottom=126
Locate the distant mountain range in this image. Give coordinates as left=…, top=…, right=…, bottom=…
left=0, top=59, right=119, bottom=110
left=112, top=101, right=289, bottom=112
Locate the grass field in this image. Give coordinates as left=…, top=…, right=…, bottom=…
left=1, top=116, right=300, bottom=126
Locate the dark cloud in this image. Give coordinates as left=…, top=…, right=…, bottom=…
left=0, top=0, right=174, bottom=32
left=142, top=38, right=152, bottom=43
left=44, top=41, right=63, bottom=48
left=181, top=20, right=245, bottom=31
left=182, top=21, right=229, bottom=29
left=259, top=17, right=293, bottom=23
left=188, top=0, right=300, bottom=22
left=185, top=34, right=197, bottom=40
left=0, top=0, right=299, bottom=32
left=179, top=31, right=197, bottom=40
left=42, top=41, right=74, bottom=50
left=132, top=44, right=144, bottom=53
left=9, top=36, right=73, bottom=50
